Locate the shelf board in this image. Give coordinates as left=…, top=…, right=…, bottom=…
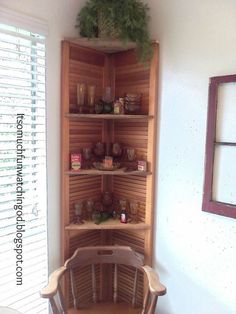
left=66, top=168, right=151, bottom=176
left=65, top=37, right=137, bottom=53
left=65, top=220, right=150, bottom=231
left=65, top=113, right=153, bottom=120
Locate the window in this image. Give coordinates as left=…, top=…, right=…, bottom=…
left=202, top=74, right=236, bottom=219
left=0, top=19, right=48, bottom=313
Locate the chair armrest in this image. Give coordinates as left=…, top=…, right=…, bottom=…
left=142, top=265, right=167, bottom=296
left=40, top=266, right=67, bottom=299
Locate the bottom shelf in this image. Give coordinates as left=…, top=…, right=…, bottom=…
left=65, top=219, right=150, bottom=231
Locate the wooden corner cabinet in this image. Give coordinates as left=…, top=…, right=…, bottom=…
left=61, top=38, right=159, bottom=307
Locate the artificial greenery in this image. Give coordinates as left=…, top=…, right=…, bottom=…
left=76, top=0, right=152, bottom=62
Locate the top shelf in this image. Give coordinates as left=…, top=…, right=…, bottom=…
left=65, top=113, right=153, bottom=120
left=65, top=37, right=158, bottom=53
left=65, top=37, right=137, bottom=53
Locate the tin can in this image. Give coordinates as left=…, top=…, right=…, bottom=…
left=137, top=160, right=147, bottom=171
left=103, top=156, right=113, bottom=169
left=71, top=153, right=82, bottom=170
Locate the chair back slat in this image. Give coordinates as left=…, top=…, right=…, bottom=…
left=65, top=246, right=144, bottom=269
left=113, top=263, right=118, bottom=303
left=49, top=298, right=60, bottom=314
left=132, top=268, right=139, bottom=307
left=148, top=295, right=158, bottom=314
left=58, top=283, right=67, bottom=313
left=69, top=269, right=79, bottom=309
left=142, top=289, right=150, bottom=314
left=91, top=264, right=97, bottom=303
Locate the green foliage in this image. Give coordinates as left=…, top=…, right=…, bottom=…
left=76, top=0, right=152, bottom=62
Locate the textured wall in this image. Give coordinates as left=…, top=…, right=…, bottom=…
left=148, top=0, right=236, bottom=313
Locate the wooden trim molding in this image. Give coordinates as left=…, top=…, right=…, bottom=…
left=202, top=74, right=236, bottom=219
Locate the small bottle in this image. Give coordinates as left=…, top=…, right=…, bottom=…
left=113, top=98, right=125, bottom=115
left=113, top=99, right=121, bottom=115
left=120, top=208, right=128, bottom=223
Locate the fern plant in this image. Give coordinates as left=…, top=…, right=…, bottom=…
left=76, top=0, right=152, bottom=62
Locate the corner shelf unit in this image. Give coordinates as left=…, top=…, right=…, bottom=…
left=61, top=38, right=159, bottom=306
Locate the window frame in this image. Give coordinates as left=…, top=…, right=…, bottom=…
left=202, top=74, right=236, bottom=219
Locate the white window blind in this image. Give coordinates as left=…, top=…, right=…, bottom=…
left=0, top=22, right=48, bottom=314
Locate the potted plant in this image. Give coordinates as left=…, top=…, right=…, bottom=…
left=76, top=0, right=152, bottom=62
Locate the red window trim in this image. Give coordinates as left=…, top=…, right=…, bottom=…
left=202, top=74, right=236, bottom=219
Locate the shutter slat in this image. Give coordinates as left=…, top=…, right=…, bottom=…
left=0, top=46, right=45, bottom=58
left=0, top=73, right=45, bottom=85
left=2, top=102, right=45, bottom=108
left=0, top=82, right=45, bottom=92
left=0, top=36, right=45, bottom=53
left=0, top=26, right=45, bottom=43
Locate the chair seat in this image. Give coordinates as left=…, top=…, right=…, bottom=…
left=68, top=302, right=142, bottom=314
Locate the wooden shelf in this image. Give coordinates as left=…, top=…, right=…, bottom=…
left=65, top=37, right=137, bottom=53
left=65, top=220, right=150, bottom=231
left=60, top=40, right=159, bottom=304
left=65, top=37, right=158, bottom=54
left=66, top=169, right=151, bottom=176
left=65, top=113, right=153, bottom=120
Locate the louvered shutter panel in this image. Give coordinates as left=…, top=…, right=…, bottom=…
left=0, top=23, right=48, bottom=314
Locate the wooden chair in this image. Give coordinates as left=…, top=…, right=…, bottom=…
left=41, top=246, right=166, bottom=314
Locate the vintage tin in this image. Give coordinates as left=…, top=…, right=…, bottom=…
left=103, top=156, right=113, bottom=169
left=137, top=160, right=147, bottom=171
left=71, top=153, right=82, bottom=170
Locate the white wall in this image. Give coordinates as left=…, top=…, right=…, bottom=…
left=0, top=0, right=86, bottom=272
left=148, top=0, right=236, bottom=313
